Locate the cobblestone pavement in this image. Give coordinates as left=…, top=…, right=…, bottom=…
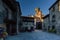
left=6, top=30, right=60, bottom=40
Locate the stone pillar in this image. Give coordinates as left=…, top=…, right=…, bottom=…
left=17, top=12, right=19, bottom=34
left=34, top=18, right=36, bottom=29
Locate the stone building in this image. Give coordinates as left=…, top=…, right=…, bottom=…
left=34, top=8, right=44, bottom=29
left=49, top=0, right=60, bottom=34
left=0, top=0, right=21, bottom=35
left=16, top=2, right=22, bottom=34
left=42, top=14, right=50, bottom=31
left=21, top=16, right=34, bottom=32
left=42, top=0, right=60, bottom=34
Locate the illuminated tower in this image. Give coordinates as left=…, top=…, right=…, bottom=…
left=34, top=8, right=44, bottom=29
left=35, top=8, right=43, bottom=22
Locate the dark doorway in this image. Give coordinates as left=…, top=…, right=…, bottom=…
left=52, top=26, right=55, bottom=29
left=6, top=23, right=17, bottom=35
left=36, top=22, right=42, bottom=29
left=31, top=27, right=34, bottom=31
left=6, top=24, right=10, bottom=34
left=11, top=24, right=17, bottom=35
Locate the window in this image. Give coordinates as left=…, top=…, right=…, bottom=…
left=52, top=15, right=55, bottom=18
left=5, top=8, right=8, bottom=17
left=58, top=2, right=59, bottom=8
left=52, top=7, right=55, bottom=12
left=52, top=15, right=55, bottom=22
left=48, top=26, right=50, bottom=30
left=0, top=12, right=2, bottom=17
left=52, top=26, right=55, bottom=29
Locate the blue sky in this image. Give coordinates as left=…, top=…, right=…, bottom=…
left=17, top=0, right=56, bottom=16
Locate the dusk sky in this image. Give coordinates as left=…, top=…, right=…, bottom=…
left=17, top=0, right=56, bottom=16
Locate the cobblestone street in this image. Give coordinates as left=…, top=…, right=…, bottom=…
left=6, top=30, right=60, bottom=40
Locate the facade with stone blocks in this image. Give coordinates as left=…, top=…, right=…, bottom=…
left=43, top=0, right=60, bottom=34
left=21, top=16, right=34, bottom=32
left=0, top=0, right=22, bottom=35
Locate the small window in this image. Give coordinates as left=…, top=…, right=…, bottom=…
left=0, top=12, right=2, bottom=17
left=48, top=26, right=50, bottom=30
left=52, top=15, right=55, bottom=22
left=52, top=26, right=55, bottom=29
left=52, top=7, right=55, bottom=12
left=52, top=15, right=55, bottom=18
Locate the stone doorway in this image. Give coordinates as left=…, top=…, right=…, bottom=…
left=6, top=23, right=17, bottom=35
